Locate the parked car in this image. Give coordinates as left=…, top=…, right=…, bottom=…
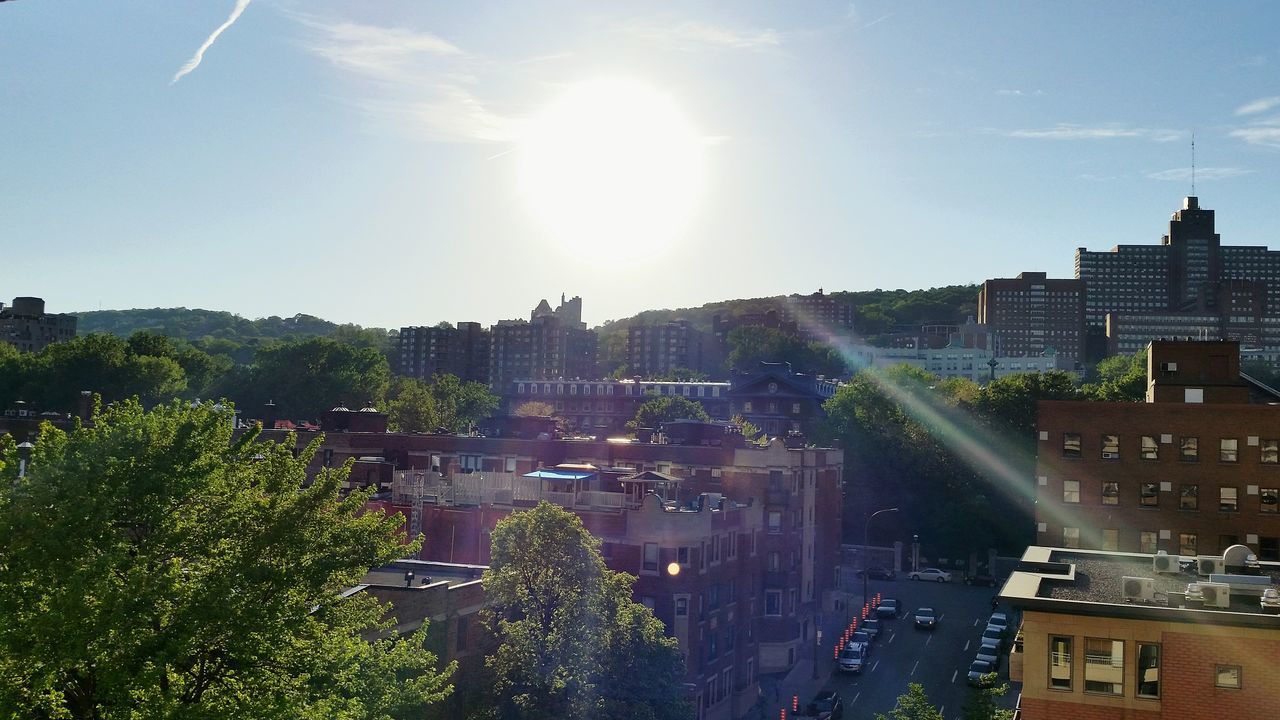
left=863, top=618, right=882, bottom=640
left=807, top=690, right=845, bottom=720
left=875, top=598, right=900, bottom=619
left=979, top=637, right=1001, bottom=657
left=975, top=648, right=999, bottom=667
left=981, top=626, right=1005, bottom=650
left=857, top=567, right=896, bottom=580
left=838, top=645, right=866, bottom=674
left=967, top=659, right=997, bottom=687
left=913, top=607, right=937, bottom=630
left=849, top=630, right=873, bottom=652
left=987, top=612, right=1009, bottom=632
left=965, top=573, right=1000, bottom=587
left=909, top=568, right=953, bottom=583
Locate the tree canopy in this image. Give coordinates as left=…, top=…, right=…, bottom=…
left=628, top=395, right=711, bottom=430
left=0, top=400, right=453, bottom=719
left=724, top=326, right=847, bottom=376
left=876, top=683, right=944, bottom=720
left=481, top=502, right=688, bottom=720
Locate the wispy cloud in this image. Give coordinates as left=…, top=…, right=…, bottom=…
left=996, top=89, right=1045, bottom=97
left=1146, top=167, right=1252, bottom=181
left=1229, top=126, right=1280, bottom=149
left=172, top=0, right=253, bottom=84
left=292, top=14, right=521, bottom=143
left=1005, top=124, right=1183, bottom=142
left=620, top=19, right=782, bottom=52
left=1236, top=96, right=1280, bottom=116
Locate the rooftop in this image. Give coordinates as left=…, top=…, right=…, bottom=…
left=1001, top=546, right=1280, bottom=628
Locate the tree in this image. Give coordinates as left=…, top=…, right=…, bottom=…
left=876, top=683, right=944, bottom=720
left=0, top=400, right=454, bottom=718
left=628, top=395, right=710, bottom=430
left=513, top=400, right=555, bottom=417
left=481, top=502, right=688, bottom=720
left=1080, top=350, right=1147, bottom=402
left=730, top=414, right=764, bottom=443
left=962, top=677, right=1015, bottom=720
left=386, top=376, right=439, bottom=433
left=429, top=374, right=499, bottom=433
left=653, top=367, right=708, bottom=382
left=249, top=337, right=391, bottom=420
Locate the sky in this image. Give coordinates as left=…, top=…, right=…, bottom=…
left=3, top=1, right=1278, bottom=329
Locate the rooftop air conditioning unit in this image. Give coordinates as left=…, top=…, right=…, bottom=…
left=1200, top=582, right=1231, bottom=609
left=1197, top=556, right=1225, bottom=576
left=1123, top=576, right=1156, bottom=603
left=1102, top=452, right=1119, bottom=459
left=1160, top=362, right=1178, bottom=372
left=1153, top=552, right=1180, bottom=574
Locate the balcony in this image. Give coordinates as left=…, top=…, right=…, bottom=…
left=393, top=472, right=629, bottom=511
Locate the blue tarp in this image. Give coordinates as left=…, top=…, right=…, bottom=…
left=523, top=469, right=594, bottom=481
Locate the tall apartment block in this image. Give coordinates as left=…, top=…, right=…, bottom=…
left=785, top=289, right=856, bottom=337
left=977, top=272, right=1086, bottom=365
left=396, top=321, right=490, bottom=384
left=627, top=319, right=715, bottom=378
left=490, top=295, right=598, bottom=387
left=0, top=297, right=77, bottom=353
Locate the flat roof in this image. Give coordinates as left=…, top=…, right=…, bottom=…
left=1000, top=546, right=1280, bottom=628
left=359, top=559, right=486, bottom=589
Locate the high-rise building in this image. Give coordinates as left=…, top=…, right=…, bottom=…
left=785, top=289, right=855, bottom=337
left=489, top=296, right=598, bottom=387
left=0, top=297, right=77, bottom=353
left=977, top=272, right=1086, bottom=364
left=627, top=320, right=714, bottom=378
left=396, top=321, right=491, bottom=384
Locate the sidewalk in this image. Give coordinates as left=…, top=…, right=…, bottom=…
left=755, top=613, right=846, bottom=718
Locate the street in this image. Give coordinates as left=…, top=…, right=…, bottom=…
left=824, top=577, right=1019, bottom=720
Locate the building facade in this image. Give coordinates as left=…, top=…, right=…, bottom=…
left=628, top=320, right=716, bottom=379
left=1004, top=545, right=1280, bottom=720
left=490, top=296, right=598, bottom=388
left=841, top=342, right=1075, bottom=383
left=0, top=297, right=76, bottom=353
left=977, top=272, right=1086, bottom=365
left=1034, top=341, right=1280, bottom=560
left=785, top=289, right=855, bottom=338
left=396, top=321, right=491, bottom=384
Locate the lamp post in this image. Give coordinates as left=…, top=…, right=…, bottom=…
left=863, top=507, right=899, bottom=608
left=16, top=441, right=34, bottom=480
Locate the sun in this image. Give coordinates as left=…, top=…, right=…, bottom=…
left=517, top=78, right=707, bottom=260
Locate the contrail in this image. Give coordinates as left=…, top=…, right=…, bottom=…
left=171, top=0, right=253, bottom=84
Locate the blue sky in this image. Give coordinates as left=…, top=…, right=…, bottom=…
left=3, top=1, right=1278, bottom=329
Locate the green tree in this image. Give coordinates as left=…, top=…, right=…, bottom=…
left=962, top=677, right=1014, bottom=720
left=730, top=414, right=764, bottom=443
left=481, top=502, right=688, bottom=720
left=628, top=395, right=711, bottom=430
left=653, top=367, right=708, bottom=381
left=513, top=400, right=556, bottom=417
left=386, top=376, right=440, bottom=433
left=429, top=374, right=499, bottom=433
left=0, top=399, right=453, bottom=718
left=249, top=337, right=391, bottom=420
left=876, top=683, right=944, bottom=720
left=1080, top=350, right=1147, bottom=402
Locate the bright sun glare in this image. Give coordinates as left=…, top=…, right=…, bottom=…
left=518, top=78, right=707, bottom=260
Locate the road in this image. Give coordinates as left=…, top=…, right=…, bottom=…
left=824, top=577, right=1019, bottom=720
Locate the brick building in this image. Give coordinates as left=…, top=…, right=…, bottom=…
left=396, top=321, right=490, bottom=384
left=490, top=296, right=598, bottom=388
left=628, top=319, right=718, bottom=379
left=785, top=289, right=855, bottom=338
left=0, top=296, right=77, bottom=353
left=1003, top=545, right=1280, bottom=720
left=1034, top=340, right=1280, bottom=560
left=977, top=272, right=1086, bottom=365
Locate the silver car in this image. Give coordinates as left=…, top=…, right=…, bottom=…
left=909, top=568, right=953, bottom=583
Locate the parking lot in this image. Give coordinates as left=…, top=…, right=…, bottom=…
left=824, top=577, right=1020, bottom=720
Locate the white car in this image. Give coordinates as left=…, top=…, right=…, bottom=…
left=909, top=568, right=953, bottom=583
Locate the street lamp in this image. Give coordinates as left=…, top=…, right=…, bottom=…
left=863, top=507, right=899, bottom=608
left=16, top=441, right=34, bottom=480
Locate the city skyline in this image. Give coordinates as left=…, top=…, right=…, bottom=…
left=4, top=1, right=1279, bottom=328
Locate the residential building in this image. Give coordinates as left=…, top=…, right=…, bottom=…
left=841, top=342, right=1075, bottom=383
left=504, top=378, right=731, bottom=435
left=977, top=272, right=1086, bottom=365
left=712, top=310, right=798, bottom=352
left=396, top=321, right=491, bottom=384
left=1003, top=545, right=1280, bottom=720
left=727, top=362, right=839, bottom=436
left=0, top=297, right=76, bottom=353
left=1034, top=340, right=1280, bottom=559
left=628, top=319, right=717, bottom=379
left=490, top=295, right=598, bottom=387
left=785, top=289, right=855, bottom=338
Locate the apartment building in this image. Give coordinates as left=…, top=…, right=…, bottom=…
left=396, top=321, right=491, bottom=384
left=0, top=296, right=77, bottom=353
left=628, top=319, right=717, bottom=379
left=977, top=272, right=1086, bottom=365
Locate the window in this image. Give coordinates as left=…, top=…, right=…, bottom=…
left=709, top=535, right=719, bottom=564
left=1220, top=534, right=1239, bottom=551
left=1063, top=433, right=1082, bottom=458
left=1063, top=527, right=1080, bottom=548
left=1101, top=435, right=1120, bottom=459
left=1261, top=536, right=1280, bottom=561
left=1049, top=636, right=1073, bottom=690
left=1094, top=481, right=1118, bottom=506
left=505, top=456, right=517, bottom=472
left=675, top=597, right=688, bottom=616
left=456, top=616, right=469, bottom=652
left=792, top=402, right=801, bottom=414
left=643, top=543, right=659, bottom=572
left=767, top=511, right=782, bottom=533
left=1180, top=436, right=1198, bottom=461
left=1140, top=483, right=1159, bottom=507
left=1180, top=484, right=1199, bottom=510
left=1136, top=643, right=1160, bottom=699
left=743, top=401, right=753, bottom=413
left=1063, top=480, right=1080, bottom=504
left=1215, top=665, right=1241, bottom=689
left=1141, top=435, right=1158, bottom=460
left=768, top=551, right=780, bottom=572
left=765, top=590, right=782, bottom=616
left=1262, top=488, right=1279, bottom=513
left=677, top=546, right=691, bottom=566
left=1179, top=533, right=1197, bottom=556
left=1220, top=486, right=1239, bottom=512
left=708, top=584, right=719, bottom=610
left=1221, top=438, right=1239, bottom=463
left=1140, top=531, right=1158, bottom=554
left=1084, top=638, right=1124, bottom=695
left=1101, top=529, right=1119, bottom=551
left=1262, top=439, right=1279, bottom=463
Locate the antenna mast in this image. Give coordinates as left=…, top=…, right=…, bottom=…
left=1191, top=132, right=1196, bottom=196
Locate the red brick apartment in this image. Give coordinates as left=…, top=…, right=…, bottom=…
left=1003, top=545, right=1280, bottom=720
left=1035, top=340, right=1280, bottom=559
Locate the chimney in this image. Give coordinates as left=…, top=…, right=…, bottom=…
left=77, top=391, right=93, bottom=422
left=263, top=400, right=278, bottom=430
